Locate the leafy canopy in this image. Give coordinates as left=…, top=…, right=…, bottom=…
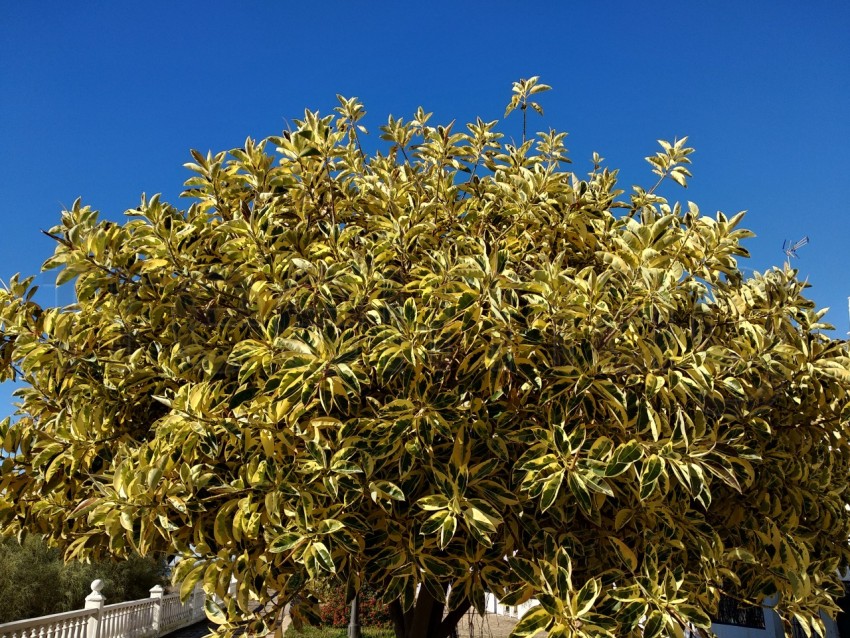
left=2, top=79, right=850, bottom=638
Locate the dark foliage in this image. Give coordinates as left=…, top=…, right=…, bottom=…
left=0, top=536, right=168, bottom=623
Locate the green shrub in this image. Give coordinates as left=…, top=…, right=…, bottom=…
left=318, top=586, right=392, bottom=628
left=0, top=536, right=167, bottom=623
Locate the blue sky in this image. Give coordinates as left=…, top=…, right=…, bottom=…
left=1, top=2, right=849, bottom=418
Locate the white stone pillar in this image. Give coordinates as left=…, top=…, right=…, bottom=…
left=149, top=585, right=165, bottom=636
left=85, top=580, right=105, bottom=638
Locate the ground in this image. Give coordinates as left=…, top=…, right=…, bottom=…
left=280, top=611, right=540, bottom=638
left=455, top=610, right=520, bottom=637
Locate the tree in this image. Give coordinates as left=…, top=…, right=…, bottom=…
left=1, top=79, right=849, bottom=638
left=0, top=536, right=167, bottom=623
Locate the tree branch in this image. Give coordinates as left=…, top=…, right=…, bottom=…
left=388, top=600, right=406, bottom=638
left=408, top=588, right=435, bottom=638
left=437, top=600, right=471, bottom=638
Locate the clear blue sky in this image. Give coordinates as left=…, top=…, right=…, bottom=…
left=1, top=2, right=849, bottom=418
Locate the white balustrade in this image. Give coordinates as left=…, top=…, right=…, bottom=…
left=0, top=608, right=96, bottom=638
left=481, top=592, right=538, bottom=619
left=0, top=580, right=206, bottom=638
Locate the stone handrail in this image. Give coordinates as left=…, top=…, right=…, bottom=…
left=0, top=607, right=96, bottom=638
left=0, top=580, right=206, bottom=638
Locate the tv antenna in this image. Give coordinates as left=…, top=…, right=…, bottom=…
left=782, top=236, right=809, bottom=263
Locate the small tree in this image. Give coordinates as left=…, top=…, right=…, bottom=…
left=1, top=80, right=849, bottom=638
left=0, top=536, right=167, bottom=623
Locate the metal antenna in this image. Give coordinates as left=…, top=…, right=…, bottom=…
left=782, top=236, right=809, bottom=263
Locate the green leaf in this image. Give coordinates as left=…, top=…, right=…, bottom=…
left=422, top=509, right=450, bottom=536
left=678, top=604, right=712, bottom=629
left=418, top=494, right=450, bottom=510
left=508, top=556, right=540, bottom=585
left=311, top=541, right=335, bottom=573
left=269, top=532, right=303, bottom=553
left=643, top=610, right=665, bottom=638
left=370, top=480, right=405, bottom=502
left=540, top=471, right=564, bottom=512
left=510, top=605, right=551, bottom=638
left=608, top=537, right=638, bottom=571
left=179, top=562, right=206, bottom=602
left=639, top=455, right=665, bottom=500
left=567, top=472, right=592, bottom=516
left=438, top=514, right=457, bottom=548
left=573, top=577, right=600, bottom=616
left=204, top=597, right=227, bottom=624
left=318, top=518, right=345, bottom=534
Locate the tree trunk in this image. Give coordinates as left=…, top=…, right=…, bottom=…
left=348, top=593, right=361, bottom=638
left=388, top=594, right=470, bottom=638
